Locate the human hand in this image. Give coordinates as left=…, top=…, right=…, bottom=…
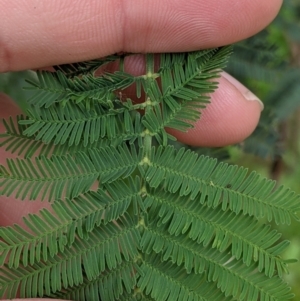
left=0, top=0, right=282, bottom=300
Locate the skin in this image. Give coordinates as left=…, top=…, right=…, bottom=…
left=0, top=0, right=282, bottom=300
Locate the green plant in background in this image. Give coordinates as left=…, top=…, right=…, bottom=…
left=0, top=45, right=300, bottom=301
left=226, top=0, right=300, bottom=162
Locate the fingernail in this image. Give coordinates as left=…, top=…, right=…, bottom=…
left=222, top=72, right=264, bottom=111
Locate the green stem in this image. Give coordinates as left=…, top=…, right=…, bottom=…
left=143, top=53, right=155, bottom=158
left=136, top=54, right=156, bottom=254
left=146, top=53, right=155, bottom=76
left=133, top=53, right=156, bottom=296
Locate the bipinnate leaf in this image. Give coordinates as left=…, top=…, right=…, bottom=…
left=144, top=189, right=291, bottom=278
left=0, top=47, right=299, bottom=301
left=17, top=102, right=143, bottom=147
left=0, top=214, right=139, bottom=299
left=0, top=177, right=141, bottom=269
left=145, top=146, right=300, bottom=224
left=0, top=143, right=139, bottom=201
left=24, top=66, right=134, bottom=108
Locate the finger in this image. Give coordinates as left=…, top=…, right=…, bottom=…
left=0, top=0, right=282, bottom=72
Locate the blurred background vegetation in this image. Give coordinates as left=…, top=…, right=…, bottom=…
left=228, top=0, right=300, bottom=298
left=1, top=0, right=300, bottom=299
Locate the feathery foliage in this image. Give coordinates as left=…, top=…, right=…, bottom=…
left=1, top=46, right=299, bottom=301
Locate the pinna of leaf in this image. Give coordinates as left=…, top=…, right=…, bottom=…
left=0, top=47, right=300, bottom=301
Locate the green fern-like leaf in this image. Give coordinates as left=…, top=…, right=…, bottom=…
left=0, top=143, right=139, bottom=201
left=0, top=177, right=141, bottom=268
left=145, top=146, right=300, bottom=224
left=144, top=189, right=290, bottom=278
left=1, top=214, right=139, bottom=299
left=141, top=47, right=232, bottom=143
left=17, top=103, right=142, bottom=147
left=25, top=63, right=135, bottom=108
left=1, top=47, right=299, bottom=301
left=0, top=115, right=122, bottom=158
left=52, top=54, right=123, bottom=78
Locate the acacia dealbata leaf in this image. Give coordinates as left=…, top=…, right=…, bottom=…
left=0, top=47, right=299, bottom=301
